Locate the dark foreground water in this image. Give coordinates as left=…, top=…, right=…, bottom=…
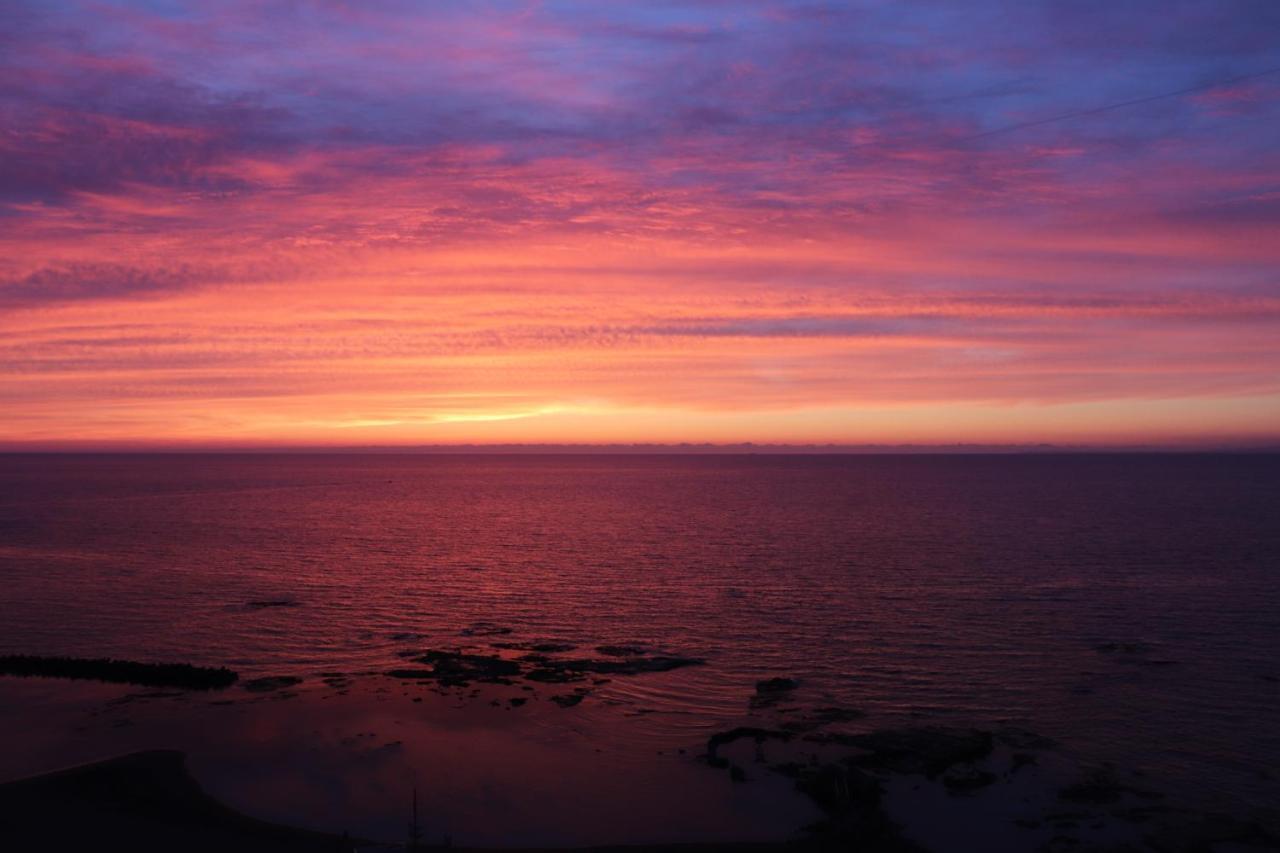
left=0, top=453, right=1277, bottom=847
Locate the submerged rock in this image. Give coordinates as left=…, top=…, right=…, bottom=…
left=242, top=676, right=302, bottom=693
left=595, top=644, right=649, bottom=657
left=492, top=640, right=578, bottom=653
left=756, top=676, right=800, bottom=694
left=244, top=599, right=300, bottom=610
left=550, top=693, right=584, bottom=708
left=524, top=667, right=587, bottom=684
left=782, top=706, right=866, bottom=733
left=561, top=655, right=705, bottom=675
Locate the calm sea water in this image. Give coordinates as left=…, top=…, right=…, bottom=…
left=1, top=453, right=1277, bottom=845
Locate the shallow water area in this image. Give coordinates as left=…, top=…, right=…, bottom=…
left=0, top=673, right=819, bottom=846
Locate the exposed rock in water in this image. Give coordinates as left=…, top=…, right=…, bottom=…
left=241, top=676, right=302, bottom=693
left=0, top=655, right=238, bottom=690
left=392, top=650, right=522, bottom=686
left=756, top=676, right=800, bottom=694
left=244, top=599, right=300, bottom=610
left=550, top=693, right=584, bottom=708
left=385, top=637, right=703, bottom=697
left=524, top=667, right=587, bottom=684
left=705, top=727, right=793, bottom=767
left=520, top=655, right=704, bottom=681
left=750, top=676, right=801, bottom=709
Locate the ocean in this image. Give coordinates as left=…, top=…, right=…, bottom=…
left=1, top=453, right=1277, bottom=847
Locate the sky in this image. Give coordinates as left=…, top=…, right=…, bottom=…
left=2, top=1, right=1279, bottom=448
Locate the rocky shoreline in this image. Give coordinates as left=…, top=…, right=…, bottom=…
left=4, top=622, right=1277, bottom=852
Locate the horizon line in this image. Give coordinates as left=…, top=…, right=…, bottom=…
left=2, top=441, right=1278, bottom=455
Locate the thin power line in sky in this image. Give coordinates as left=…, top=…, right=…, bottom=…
left=964, top=65, right=1280, bottom=141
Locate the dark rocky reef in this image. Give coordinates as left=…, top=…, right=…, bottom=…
left=705, top=727, right=793, bottom=768
left=386, top=644, right=704, bottom=701
left=0, top=655, right=237, bottom=690
left=386, top=650, right=521, bottom=687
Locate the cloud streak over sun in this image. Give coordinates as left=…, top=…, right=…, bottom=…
left=2, top=1, right=1279, bottom=447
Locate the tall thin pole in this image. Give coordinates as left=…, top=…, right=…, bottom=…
left=408, top=781, right=422, bottom=851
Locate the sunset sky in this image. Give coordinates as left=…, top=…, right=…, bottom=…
left=2, top=1, right=1278, bottom=448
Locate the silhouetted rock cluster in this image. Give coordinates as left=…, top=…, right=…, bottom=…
left=384, top=641, right=705, bottom=708
left=0, top=655, right=238, bottom=690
